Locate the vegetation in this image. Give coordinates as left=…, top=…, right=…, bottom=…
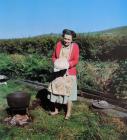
left=0, top=26, right=127, bottom=139
left=0, top=81, right=126, bottom=140
left=0, top=53, right=52, bottom=82
left=0, top=26, right=127, bottom=97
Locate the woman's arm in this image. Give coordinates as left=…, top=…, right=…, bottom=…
left=68, top=43, right=79, bottom=68
left=52, top=41, right=62, bottom=63
left=52, top=42, right=59, bottom=63
left=52, top=50, right=57, bottom=63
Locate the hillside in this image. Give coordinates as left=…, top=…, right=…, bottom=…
left=94, top=26, right=127, bottom=36
left=0, top=26, right=127, bottom=40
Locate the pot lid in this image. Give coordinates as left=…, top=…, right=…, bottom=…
left=92, top=100, right=114, bottom=109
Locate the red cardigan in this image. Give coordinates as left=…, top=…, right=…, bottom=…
left=52, top=41, right=79, bottom=75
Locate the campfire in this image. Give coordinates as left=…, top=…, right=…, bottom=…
left=4, top=91, right=32, bottom=126
left=4, top=114, right=31, bottom=126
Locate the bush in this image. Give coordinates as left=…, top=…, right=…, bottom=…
left=106, top=60, right=127, bottom=97
left=0, top=33, right=127, bottom=98
left=77, top=60, right=119, bottom=92
left=0, top=36, right=59, bottom=56
left=0, top=53, right=53, bottom=82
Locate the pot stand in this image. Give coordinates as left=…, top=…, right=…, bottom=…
left=6, top=107, right=29, bottom=116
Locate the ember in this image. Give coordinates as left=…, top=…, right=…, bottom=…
left=4, top=114, right=32, bottom=126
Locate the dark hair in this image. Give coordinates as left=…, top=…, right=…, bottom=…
left=62, top=29, right=76, bottom=38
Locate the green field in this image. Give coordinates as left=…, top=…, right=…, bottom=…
left=0, top=80, right=126, bottom=140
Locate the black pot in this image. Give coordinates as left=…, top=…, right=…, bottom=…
left=7, top=91, right=31, bottom=108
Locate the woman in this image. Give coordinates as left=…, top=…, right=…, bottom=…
left=48, top=29, right=79, bottom=119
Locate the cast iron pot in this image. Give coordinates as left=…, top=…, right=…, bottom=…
left=7, top=91, right=31, bottom=108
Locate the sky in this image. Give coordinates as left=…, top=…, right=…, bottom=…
left=0, top=0, right=127, bottom=39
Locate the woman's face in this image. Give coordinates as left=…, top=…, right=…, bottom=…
left=63, top=34, right=72, bottom=46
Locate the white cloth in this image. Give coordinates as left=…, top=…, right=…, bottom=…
left=54, top=58, right=69, bottom=72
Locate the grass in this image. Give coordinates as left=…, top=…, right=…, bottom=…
left=0, top=80, right=126, bottom=140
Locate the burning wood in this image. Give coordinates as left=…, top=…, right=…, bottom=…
left=4, top=114, right=31, bottom=126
